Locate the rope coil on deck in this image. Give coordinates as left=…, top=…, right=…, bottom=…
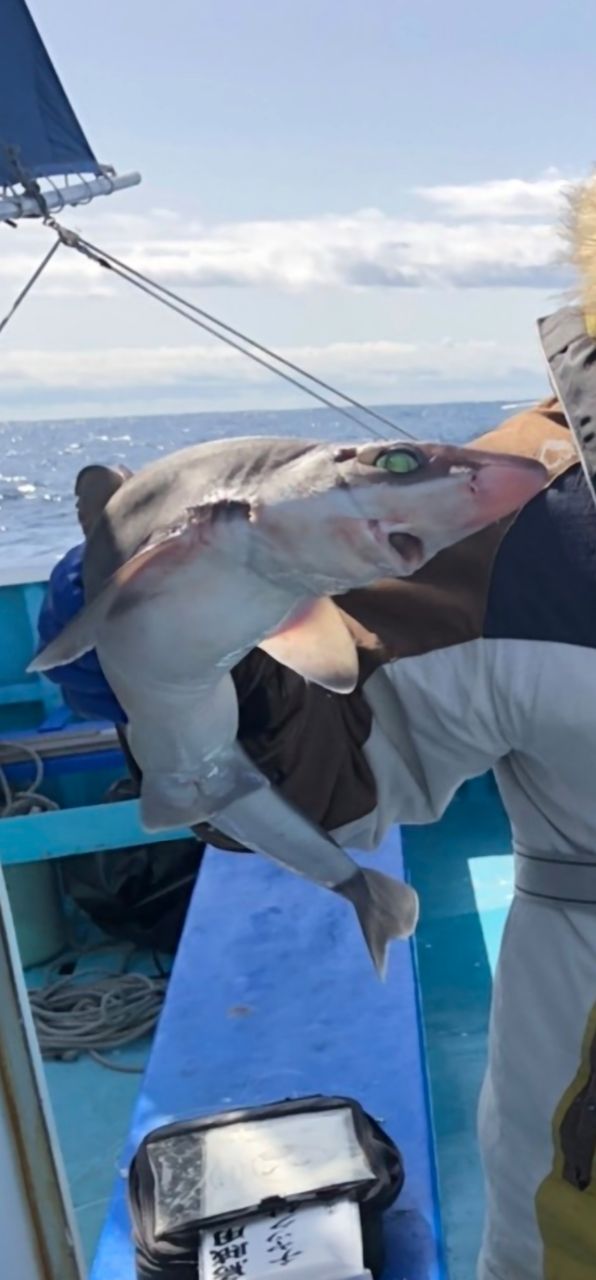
left=29, top=950, right=168, bottom=1073
left=1, top=744, right=169, bottom=1071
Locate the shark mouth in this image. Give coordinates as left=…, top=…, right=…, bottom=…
left=367, top=519, right=424, bottom=570
left=387, top=530, right=423, bottom=566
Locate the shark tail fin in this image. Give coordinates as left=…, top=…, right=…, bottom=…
left=335, top=867, right=419, bottom=979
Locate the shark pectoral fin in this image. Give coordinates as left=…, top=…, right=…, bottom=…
left=27, top=576, right=123, bottom=672
left=30, top=500, right=254, bottom=675
left=335, top=868, right=420, bottom=978
left=27, top=522, right=201, bottom=674
left=258, top=597, right=360, bottom=693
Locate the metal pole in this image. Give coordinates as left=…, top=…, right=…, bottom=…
left=0, top=865, right=85, bottom=1279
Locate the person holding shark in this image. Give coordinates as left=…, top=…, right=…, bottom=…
left=33, top=175, right=596, bottom=1280
left=35, top=428, right=548, bottom=967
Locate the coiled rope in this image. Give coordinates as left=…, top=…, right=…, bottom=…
left=1, top=743, right=168, bottom=1071
left=28, top=947, right=168, bottom=1074
left=0, top=739, right=59, bottom=816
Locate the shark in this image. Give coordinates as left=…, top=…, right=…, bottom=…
left=30, top=434, right=547, bottom=974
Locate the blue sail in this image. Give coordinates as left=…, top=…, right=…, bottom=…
left=0, top=0, right=100, bottom=188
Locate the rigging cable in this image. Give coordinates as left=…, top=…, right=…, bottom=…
left=0, top=238, right=61, bottom=336
left=49, top=222, right=416, bottom=443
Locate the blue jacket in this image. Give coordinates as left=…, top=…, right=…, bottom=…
left=37, top=543, right=126, bottom=723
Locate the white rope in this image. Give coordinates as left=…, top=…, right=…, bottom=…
left=0, top=239, right=61, bottom=336
left=45, top=175, right=67, bottom=213
left=29, top=945, right=168, bottom=1074
left=0, top=740, right=168, bottom=1071
left=0, top=740, right=60, bottom=816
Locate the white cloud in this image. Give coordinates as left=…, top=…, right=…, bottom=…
left=0, top=336, right=543, bottom=398
left=415, top=172, right=575, bottom=220
left=0, top=177, right=565, bottom=417
left=0, top=201, right=568, bottom=298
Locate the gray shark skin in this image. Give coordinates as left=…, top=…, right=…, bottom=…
left=30, top=434, right=547, bottom=975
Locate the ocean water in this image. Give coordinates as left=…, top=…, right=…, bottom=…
left=0, top=399, right=533, bottom=567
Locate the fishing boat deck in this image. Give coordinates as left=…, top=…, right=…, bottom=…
left=25, top=777, right=510, bottom=1280
left=0, top=576, right=510, bottom=1277
left=90, top=828, right=444, bottom=1279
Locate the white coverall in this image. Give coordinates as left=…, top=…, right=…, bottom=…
left=331, top=641, right=596, bottom=1280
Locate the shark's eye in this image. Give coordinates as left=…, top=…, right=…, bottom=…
left=376, top=448, right=423, bottom=475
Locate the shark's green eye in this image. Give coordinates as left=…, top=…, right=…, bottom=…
left=376, top=448, right=423, bottom=475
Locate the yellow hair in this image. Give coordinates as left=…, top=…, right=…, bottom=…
left=562, top=171, right=596, bottom=337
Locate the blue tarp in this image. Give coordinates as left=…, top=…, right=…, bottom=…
left=0, top=0, right=99, bottom=187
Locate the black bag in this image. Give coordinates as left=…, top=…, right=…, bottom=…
left=128, top=1095, right=405, bottom=1279
left=62, top=835, right=204, bottom=954
left=62, top=772, right=205, bottom=955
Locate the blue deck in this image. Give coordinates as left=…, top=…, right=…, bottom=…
left=91, top=829, right=446, bottom=1280
left=25, top=780, right=514, bottom=1280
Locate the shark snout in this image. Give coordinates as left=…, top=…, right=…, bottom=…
left=452, top=449, right=548, bottom=527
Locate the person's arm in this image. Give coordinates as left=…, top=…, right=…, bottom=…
left=196, top=634, right=514, bottom=855
left=35, top=543, right=127, bottom=725
left=338, top=639, right=510, bottom=850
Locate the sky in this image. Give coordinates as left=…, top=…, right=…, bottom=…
left=2, top=0, right=596, bottom=421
